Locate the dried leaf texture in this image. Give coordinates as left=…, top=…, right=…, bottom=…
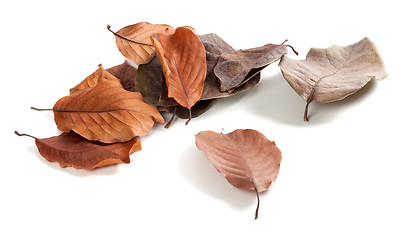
left=151, top=27, right=207, bottom=117
left=215, top=42, right=290, bottom=92
left=195, top=129, right=281, bottom=192
left=70, top=65, right=119, bottom=94
left=34, top=132, right=141, bottom=170
left=53, top=68, right=164, bottom=143
left=114, top=22, right=175, bottom=65
left=279, top=37, right=388, bottom=120
left=107, top=61, right=138, bottom=92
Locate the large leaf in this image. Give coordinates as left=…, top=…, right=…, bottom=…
left=195, top=129, right=282, bottom=219
left=279, top=37, right=388, bottom=121
left=110, top=22, right=175, bottom=65
left=16, top=131, right=141, bottom=170
left=151, top=27, right=207, bottom=123
left=214, top=41, right=293, bottom=92
left=53, top=67, right=164, bottom=143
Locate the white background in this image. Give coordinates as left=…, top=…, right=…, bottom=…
left=1, top=0, right=406, bottom=239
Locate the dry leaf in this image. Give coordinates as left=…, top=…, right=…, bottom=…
left=15, top=131, right=140, bottom=170
left=195, top=129, right=282, bottom=219
left=279, top=37, right=388, bottom=121
left=134, top=34, right=260, bottom=122
left=214, top=41, right=293, bottom=92
left=70, top=64, right=120, bottom=94
left=52, top=66, right=164, bottom=143
left=151, top=27, right=207, bottom=123
left=107, top=61, right=137, bottom=92
left=109, top=22, right=175, bottom=65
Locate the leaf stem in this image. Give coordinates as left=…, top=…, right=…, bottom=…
left=185, top=109, right=192, bottom=126
left=107, top=25, right=154, bottom=47
left=31, top=107, right=53, bottom=111
left=254, top=188, right=260, bottom=220
left=164, top=107, right=177, bottom=129
left=14, top=131, right=36, bottom=139
left=304, top=101, right=310, bottom=122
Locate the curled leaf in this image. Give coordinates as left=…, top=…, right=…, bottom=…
left=110, top=22, right=175, bottom=65
left=70, top=64, right=119, bottom=94
left=151, top=27, right=207, bottom=123
left=214, top=41, right=292, bottom=92
left=15, top=131, right=141, bottom=170
left=53, top=66, right=164, bottom=143
left=278, top=37, right=388, bottom=121
left=195, top=129, right=282, bottom=219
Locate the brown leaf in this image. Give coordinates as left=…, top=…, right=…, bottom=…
left=199, top=33, right=261, bottom=100
left=107, top=61, right=137, bottom=92
left=151, top=27, right=207, bottom=123
left=110, top=22, right=175, bottom=65
left=278, top=37, right=388, bottom=121
left=70, top=64, right=120, bottom=94
left=53, top=67, right=164, bottom=143
left=16, top=131, right=140, bottom=170
left=214, top=41, right=292, bottom=92
left=135, top=34, right=261, bottom=105
left=195, top=129, right=282, bottom=219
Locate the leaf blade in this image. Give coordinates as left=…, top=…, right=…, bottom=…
left=54, top=66, right=164, bottom=143
left=151, top=27, right=207, bottom=114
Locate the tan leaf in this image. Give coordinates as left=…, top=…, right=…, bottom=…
left=110, top=22, right=175, bottom=65
left=151, top=27, right=207, bottom=123
left=53, top=71, right=164, bottom=143
left=195, top=129, right=282, bottom=219
left=15, top=131, right=140, bottom=170
left=279, top=37, right=388, bottom=121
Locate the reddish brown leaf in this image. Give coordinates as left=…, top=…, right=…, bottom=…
left=107, top=61, right=138, bottom=92
left=15, top=131, right=140, bottom=170
left=151, top=27, right=207, bottom=123
left=52, top=67, right=164, bottom=143
left=195, top=129, right=282, bottom=219
left=110, top=22, right=175, bottom=65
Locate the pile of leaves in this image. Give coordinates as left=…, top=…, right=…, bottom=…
left=16, top=21, right=388, bottom=219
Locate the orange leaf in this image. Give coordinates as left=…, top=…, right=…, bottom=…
left=111, top=22, right=175, bottom=65
left=151, top=27, right=207, bottom=123
left=69, top=64, right=119, bottom=94
left=17, top=131, right=141, bottom=170
left=53, top=67, right=164, bottom=143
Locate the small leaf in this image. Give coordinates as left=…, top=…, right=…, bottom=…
left=195, top=129, right=282, bottom=219
left=278, top=37, right=388, bottom=121
left=53, top=67, right=164, bottom=143
left=151, top=27, right=207, bottom=123
left=110, top=22, right=175, bottom=65
left=107, top=61, right=138, bottom=92
left=15, top=131, right=141, bottom=170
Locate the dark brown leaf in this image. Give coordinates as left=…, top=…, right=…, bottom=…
left=107, top=61, right=137, bottom=92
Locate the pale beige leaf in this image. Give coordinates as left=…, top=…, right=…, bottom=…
left=279, top=37, right=388, bottom=121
